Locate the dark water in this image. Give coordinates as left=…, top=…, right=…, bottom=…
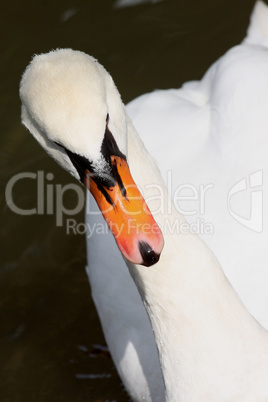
left=1, top=0, right=258, bottom=400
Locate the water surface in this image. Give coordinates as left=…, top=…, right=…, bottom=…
left=1, top=0, right=257, bottom=400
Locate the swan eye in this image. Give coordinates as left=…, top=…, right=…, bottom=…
left=62, top=146, right=116, bottom=206
left=53, top=141, right=64, bottom=149
left=52, top=123, right=127, bottom=203
left=65, top=148, right=94, bottom=182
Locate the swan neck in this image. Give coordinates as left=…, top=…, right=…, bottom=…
left=125, top=113, right=267, bottom=400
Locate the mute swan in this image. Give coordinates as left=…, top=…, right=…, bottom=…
left=19, top=1, right=268, bottom=400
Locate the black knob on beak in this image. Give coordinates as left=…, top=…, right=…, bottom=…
left=139, top=241, right=160, bottom=267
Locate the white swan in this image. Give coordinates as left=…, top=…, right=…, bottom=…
left=86, top=1, right=268, bottom=399
left=19, top=1, right=268, bottom=400
left=127, top=0, right=268, bottom=332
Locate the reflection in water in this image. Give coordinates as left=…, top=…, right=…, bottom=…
left=1, top=0, right=257, bottom=400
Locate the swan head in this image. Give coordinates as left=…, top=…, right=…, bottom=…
left=20, top=49, right=164, bottom=266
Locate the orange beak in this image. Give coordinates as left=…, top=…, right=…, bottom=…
left=84, top=156, right=164, bottom=266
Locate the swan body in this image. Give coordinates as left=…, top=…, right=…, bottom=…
left=87, top=2, right=268, bottom=399
left=127, top=3, right=268, bottom=330
left=20, top=1, right=268, bottom=401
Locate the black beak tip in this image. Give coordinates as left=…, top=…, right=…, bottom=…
left=138, top=241, right=160, bottom=267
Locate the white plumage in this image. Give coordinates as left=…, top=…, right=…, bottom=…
left=20, top=2, right=268, bottom=400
